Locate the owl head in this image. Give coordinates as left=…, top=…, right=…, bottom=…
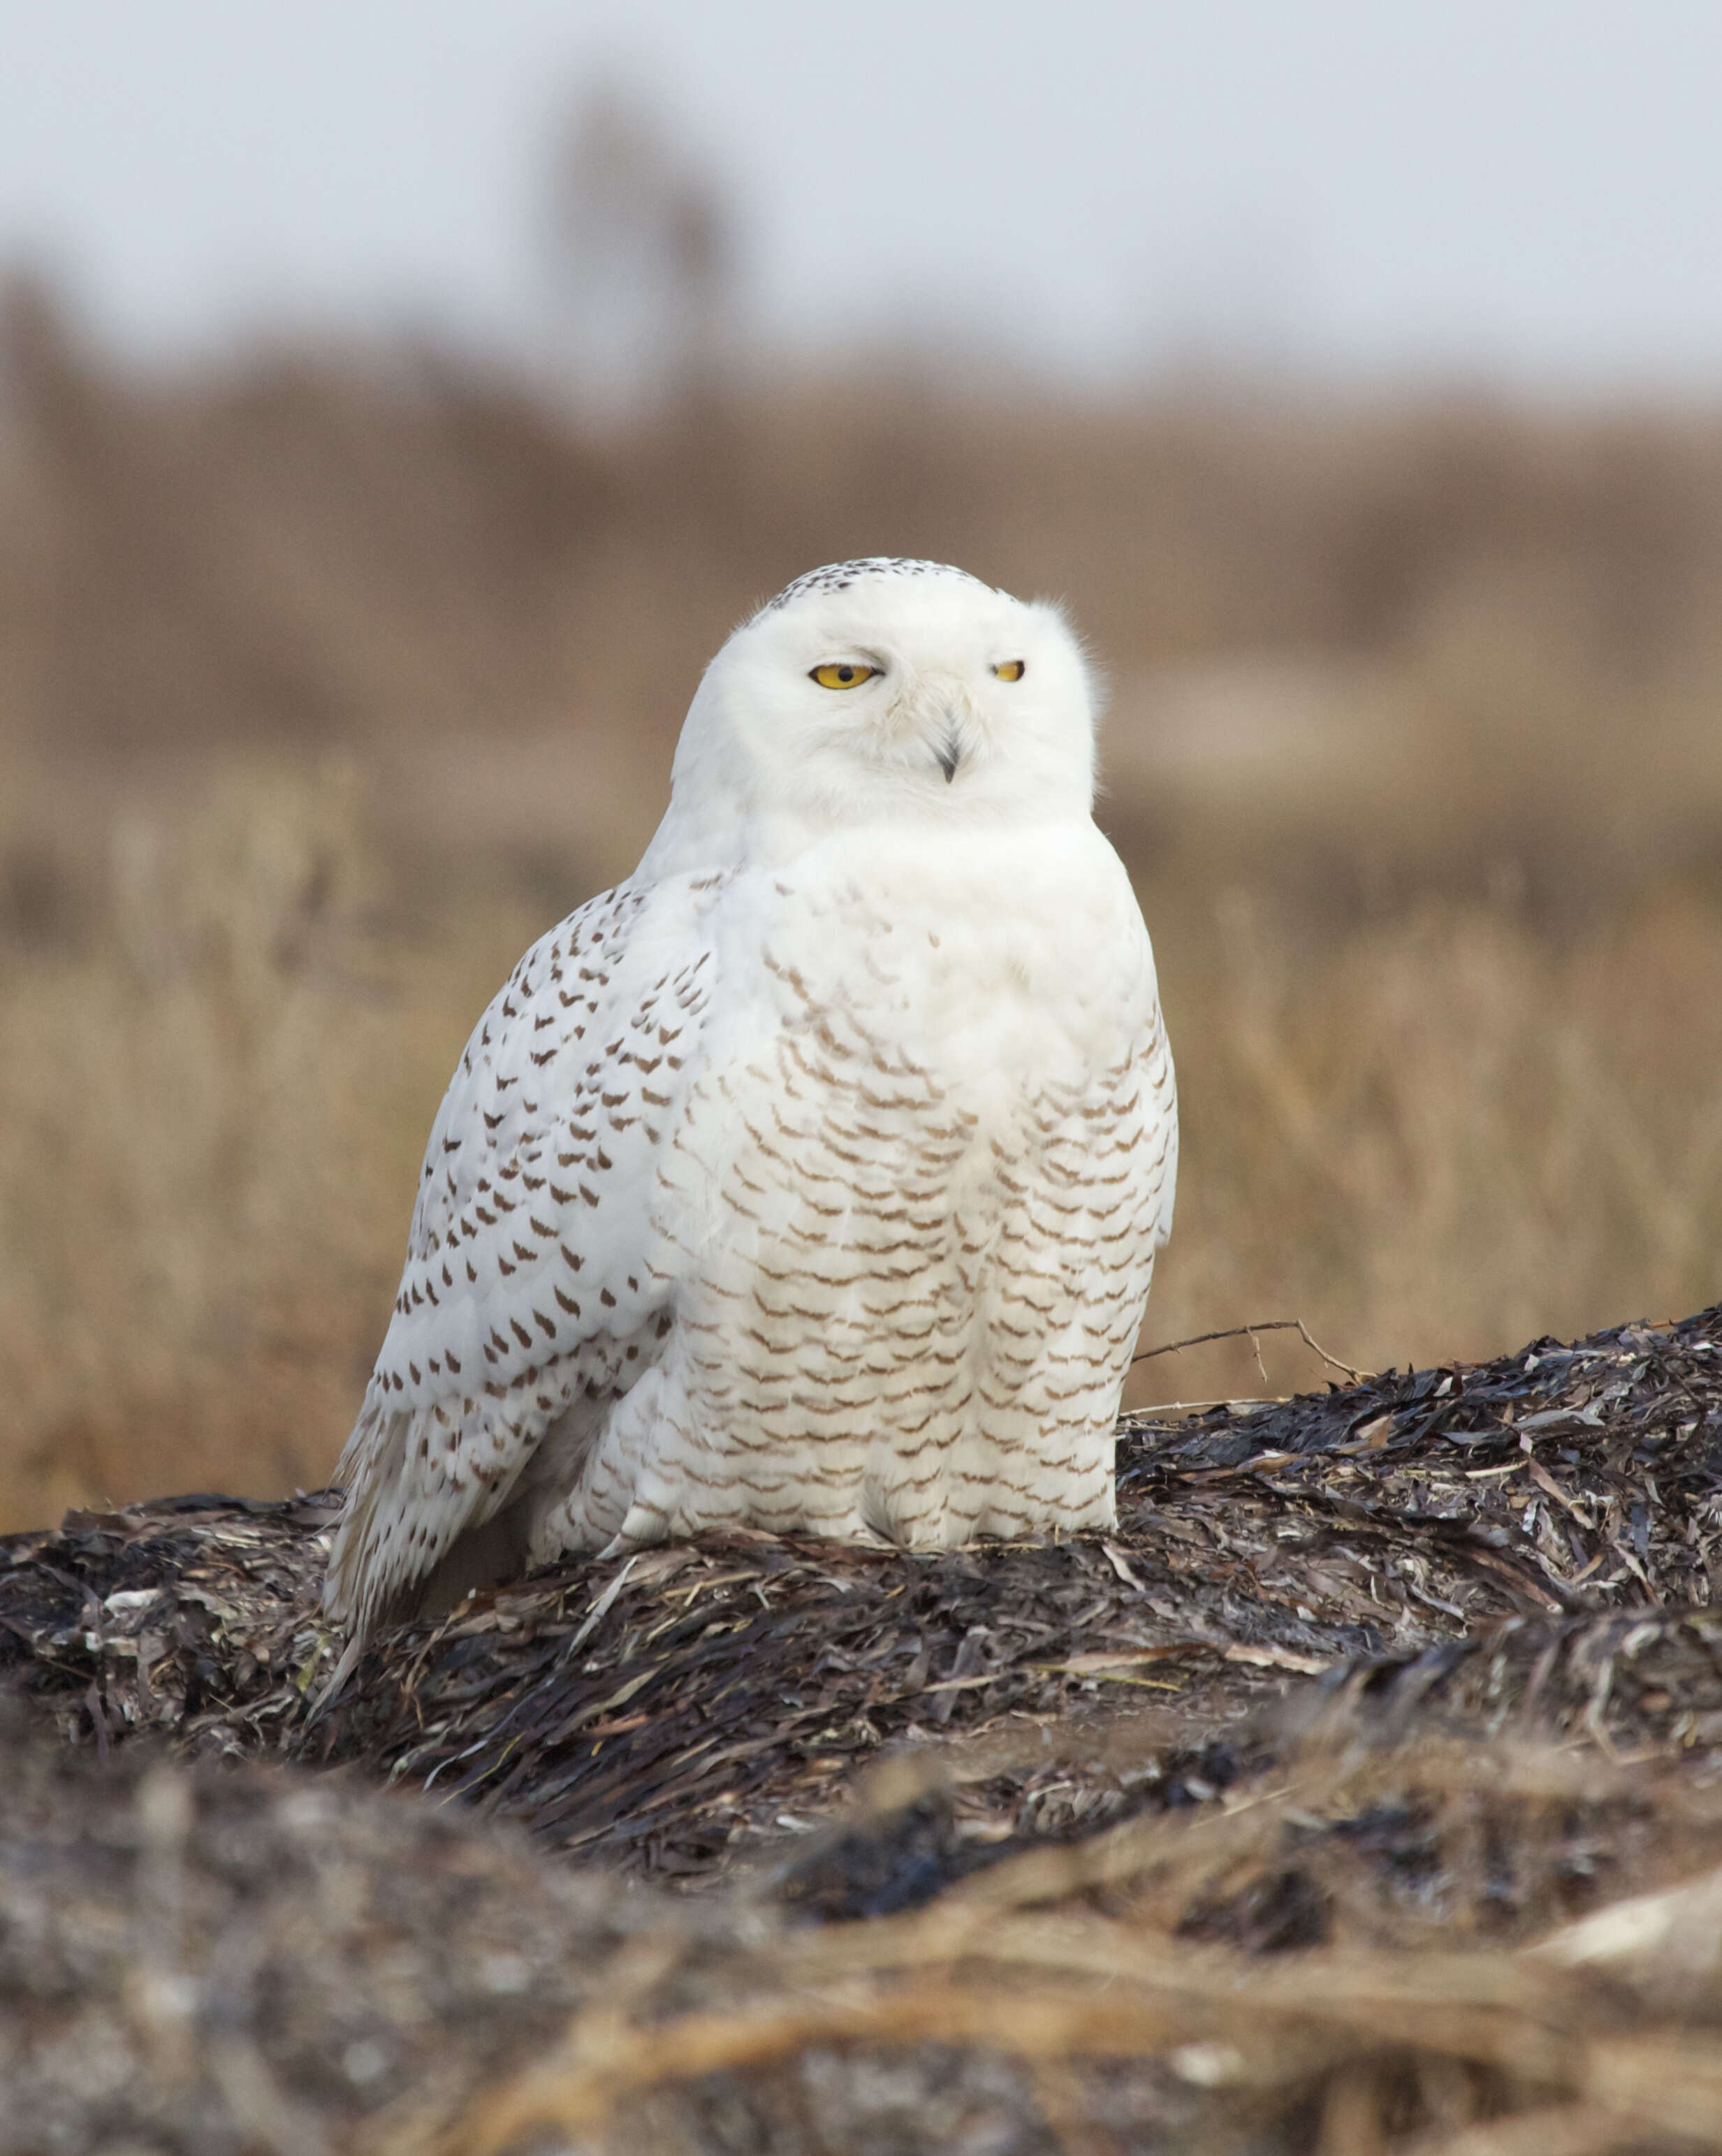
left=653, top=560, right=1101, bottom=863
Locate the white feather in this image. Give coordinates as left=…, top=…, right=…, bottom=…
left=325, top=561, right=1176, bottom=1639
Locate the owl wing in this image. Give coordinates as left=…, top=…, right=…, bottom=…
left=1139, top=979, right=1179, bottom=1255
left=323, top=872, right=722, bottom=1638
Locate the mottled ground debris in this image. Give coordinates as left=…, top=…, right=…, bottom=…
left=4, top=1304, right=1722, bottom=2153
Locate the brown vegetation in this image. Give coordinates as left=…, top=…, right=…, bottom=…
left=6, top=1303, right=1722, bottom=2150
left=2, top=275, right=1721, bottom=1530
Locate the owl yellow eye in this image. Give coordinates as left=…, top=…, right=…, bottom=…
left=811, top=662, right=876, bottom=690
left=993, top=660, right=1026, bottom=681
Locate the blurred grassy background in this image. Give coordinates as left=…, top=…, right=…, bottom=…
left=2, top=270, right=1721, bottom=1529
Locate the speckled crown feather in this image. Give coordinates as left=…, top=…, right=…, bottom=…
left=758, top=558, right=986, bottom=616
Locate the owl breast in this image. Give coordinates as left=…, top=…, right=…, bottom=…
left=542, top=825, right=1176, bottom=1557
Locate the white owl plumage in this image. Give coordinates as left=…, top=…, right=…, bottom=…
left=324, top=560, right=1176, bottom=1641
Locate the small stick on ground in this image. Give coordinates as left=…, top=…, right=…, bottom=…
left=1132, top=1318, right=1371, bottom=1385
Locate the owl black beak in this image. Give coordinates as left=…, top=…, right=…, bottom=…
left=936, top=729, right=963, bottom=783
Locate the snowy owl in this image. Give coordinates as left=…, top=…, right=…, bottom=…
left=325, top=559, right=1177, bottom=1642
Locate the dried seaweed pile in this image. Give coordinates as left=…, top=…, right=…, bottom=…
left=6, top=1306, right=1720, bottom=1878
left=10, top=1691, right=1722, bottom=2153
left=6, top=1305, right=1722, bottom=2153
left=0, top=1702, right=639, bottom=2153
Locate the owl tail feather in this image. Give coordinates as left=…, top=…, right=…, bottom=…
left=321, top=1397, right=543, bottom=1678
left=320, top=1401, right=416, bottom=1640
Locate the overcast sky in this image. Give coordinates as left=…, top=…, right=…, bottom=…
left=5, top=0, right=1721, bottom=386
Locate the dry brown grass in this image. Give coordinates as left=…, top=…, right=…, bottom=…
left=5, top=750, right=1718, bottom=1534
left=0, top=755, right=543, bottom=1524
left=1136, top=883, right=1722, bottom=1413
left=2, top=282, right=1721, bottom=1529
